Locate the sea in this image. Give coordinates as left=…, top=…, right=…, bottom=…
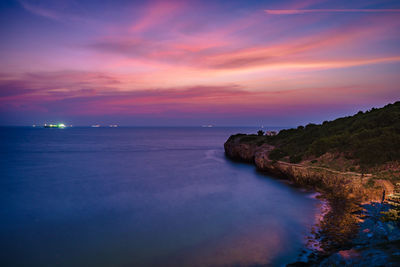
left=0, top=126, right=321, bottom=266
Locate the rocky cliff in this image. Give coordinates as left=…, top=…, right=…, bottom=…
left=225, top=134, right=400, bottom=266
left=224, top=134, right=383, bottom=202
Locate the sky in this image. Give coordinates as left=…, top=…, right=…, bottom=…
left=0, top=0, right=399, bottom=126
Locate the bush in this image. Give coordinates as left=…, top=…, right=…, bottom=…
left=239, top=135, right=259, bottom=143
left=289, top=154, right=303, bottom=163
left=268, top=148, right=287, bottom=161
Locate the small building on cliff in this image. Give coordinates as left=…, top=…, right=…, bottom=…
left=265, top=131, right=277, bottom=136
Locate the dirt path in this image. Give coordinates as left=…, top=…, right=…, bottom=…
left=276, top=160, right=371, bottom=177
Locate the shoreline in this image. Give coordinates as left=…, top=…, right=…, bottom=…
left=224, top=135, right=400, bottom=266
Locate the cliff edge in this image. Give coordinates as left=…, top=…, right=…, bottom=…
left=224, top=101, right=400, bottom=265
left=224, top=134, right=384, bottom=201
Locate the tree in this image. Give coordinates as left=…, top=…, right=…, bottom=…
left=257, top=130, right=264, bottom=136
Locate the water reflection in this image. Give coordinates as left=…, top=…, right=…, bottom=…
left=1, top=127, right=321, bottom=266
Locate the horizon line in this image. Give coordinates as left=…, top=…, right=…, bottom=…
left=0, top=125, right=287, bottom=128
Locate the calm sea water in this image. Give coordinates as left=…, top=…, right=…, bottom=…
left=0, top=127, right=320, bottom=266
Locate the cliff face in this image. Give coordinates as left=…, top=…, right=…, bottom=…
left=224, top=135, right=272, bottom=162
left=224, top=135, right=382, bottom=201
left=225, top=134, right=400, bottom=266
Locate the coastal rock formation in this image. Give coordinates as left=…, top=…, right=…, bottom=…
left=224, top=135, right=382, bottom=201
left=225, top=133, right=400, bottom=266
left=320, top=202, right=400, bottom=266
left=223, top=135, right=270, bottom=162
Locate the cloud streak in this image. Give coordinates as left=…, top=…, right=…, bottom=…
left=18, top=1, right=62, bottom=21
left=1, top=70, right=396, bottom=115
left=265, top=9, right=400, bottom=15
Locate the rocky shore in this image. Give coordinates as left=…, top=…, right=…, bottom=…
left=224, top=134, right=400, bottom=266
left=318, top=202, right=400, bottom=266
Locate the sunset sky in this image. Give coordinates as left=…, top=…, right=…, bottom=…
left=1, top=0, right=399, bottom=126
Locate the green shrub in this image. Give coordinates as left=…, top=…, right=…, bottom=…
left=289, top=154, right=303, bottom=163
left=268, top=148, right=287, bottom=161
left=239, top=135, right=259, bottom=143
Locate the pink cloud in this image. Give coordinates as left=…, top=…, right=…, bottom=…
left=86, top=8, right=400, bottom=76
left=2, top=70, right=397, bottom=118
left=130, top=1, right=185, bottom=33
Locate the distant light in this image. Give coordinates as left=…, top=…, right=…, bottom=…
left=58, top=123, right=66, bottom=128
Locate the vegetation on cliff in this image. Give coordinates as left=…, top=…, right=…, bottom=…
left=266, top=101, right=400, bottom=168
left=225, top=101, right=400, bottom=264
left=227, top=101, right=400, bottom=182
left=226, top=102, right=400, bottom=208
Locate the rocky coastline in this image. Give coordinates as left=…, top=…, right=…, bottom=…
left=224, top=134, right=400, bottom=266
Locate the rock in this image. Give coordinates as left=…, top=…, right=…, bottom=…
left=359, top=249, right=388, bottom=266
left=321, top=249, right=389, bottom=266
left=224, top=136, right=259, bottom=162
left=320, top=253, right=348, bottom=266
left=374, top=221, right=388, bottom=240
left=224, top=135, right=377, bottom=201
left=385, top=221, right=400, bottom=241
